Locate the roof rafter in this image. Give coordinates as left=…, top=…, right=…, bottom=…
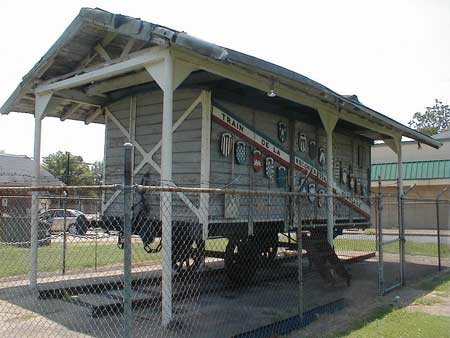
left=60, top=103, right=82, bottom=121
left=75, top=31, right=118, bottom=70
left=35, top=46, right=168, bottom=95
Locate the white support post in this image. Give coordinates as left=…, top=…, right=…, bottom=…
left=157, top=56, right=175, bottom=327
left=30, top=93, right=52, bottom=289
left=396, top=137, right=405, bottom=285
left=326, top=129, right=334, bottom=244
left=161, top=56, right=174, bottom=327
left=318, top=110, right=338, bottom=245
left=385, top=135, right=405, bottom=285
left=129, top=96, right=137, bottom=184
left=200, top=91, right=211, bottom=240
left=144, top=54, right=194, bottom=327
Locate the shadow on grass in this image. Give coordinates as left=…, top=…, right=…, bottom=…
left=414, top=271, right=450, bottom=293
left=333, top=271, right=450, bottom=338
left=332, top=305, right=395, bottom=338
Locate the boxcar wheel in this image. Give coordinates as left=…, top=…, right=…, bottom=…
left=172, top=238, right=205, bottom=273
left=259, top=233, right=278, bottom=261
left=225, top=237, right=259, bottom=285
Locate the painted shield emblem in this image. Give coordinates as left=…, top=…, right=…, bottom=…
left=278, top=121, right=287, bottom=143
left=359, top=182, right=365, bottom=196
left=318, top=189, right=326, bottom=208
left=235, top=141, right=248, bottom=164
left=220, top=133, right=233, bottom=157
left=252, top=149, right=263, bottom=172
left=298, top=177, right=308, bottom=193
left=277, top=166, right=287, bottom=188
left=342, top=168, right=348, bottom=185
left=265, top=157, right=275, bottom=180
left=298, top=133, right=307, bottom=152
left=318, top=147, right=326, bottom=166
left=308, top=183, right=316, bottom=203
left=308, top=140, right=317, bottom=160
left=349, top=174, right=356, bottom=191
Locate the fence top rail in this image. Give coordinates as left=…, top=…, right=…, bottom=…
left=402, top=196, right=450, bottom=203
left=0, top=185, right=120, bottom=193
left=134, top=184, right=379, bottom=199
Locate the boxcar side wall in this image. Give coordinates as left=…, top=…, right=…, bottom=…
left=103, top=87, right=372, bottom=226
left=104, top=89, right=203, bottom=217
left=209, top=97, right=372, bottom=223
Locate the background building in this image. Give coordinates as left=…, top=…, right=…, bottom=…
left=371, top=131, right=450, bottom=229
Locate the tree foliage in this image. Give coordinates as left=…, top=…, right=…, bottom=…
left=408, top=99, right=450, bottom=136
left=42, top=151, right=101, bottom=186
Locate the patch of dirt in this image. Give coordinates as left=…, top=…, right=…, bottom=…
left=0, top=300, right=92, bottom=338
left=408, top=291, right=450, bottom=317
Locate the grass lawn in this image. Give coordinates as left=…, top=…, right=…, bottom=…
left=0, top=238, right=230, bottom=278
left=334, top=306, right=450, bottom=338
left=0, top=242, right=159, bottom=278
left=334, top=238, right=450, bottom=258
left=0, top=235, right=447, bottom=278
left=334, top=272, right=450, bottom=338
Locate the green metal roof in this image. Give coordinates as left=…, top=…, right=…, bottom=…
left=371, top=160, right=450, bottom=181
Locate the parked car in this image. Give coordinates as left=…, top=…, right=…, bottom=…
left=39, top=209, right=92, bottom=235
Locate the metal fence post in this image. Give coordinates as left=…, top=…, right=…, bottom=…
left=398, top=179, right=405, bottom=286
left=436, top=198, right=441, bottom=271
left=62, top=194, right=67, bottom=275
left=296, top=196, right=303, bottom=321
left=377, top=192, right=384, bottom=295
left=123, top=143, right=134, bottom=338
left=435, top=186, right=448, bottom=271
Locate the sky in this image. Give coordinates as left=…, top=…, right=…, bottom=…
left=0, top=0, right=449, bottom=163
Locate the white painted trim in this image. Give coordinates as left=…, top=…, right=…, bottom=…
left=129, top=96, right=137, bottom=185
left=101, top=113, right=108, bottom=214
left=160, top=55, right=174, bottom=328
left=86, top=71, right=151, bottom=96
left=173, top=60, right=196, bottom=89
left=30, top=93, right=52, bottom=289
left=133, top=93, right=203, bottom=174
left=35, top=46, right=168, bottom=95
left=200, top=91, right=212, bottom=240
left=318, top=110, right=338, bottom=245
left=104, top=98, right=203, bottom=219
left=103, top=190, right=122, bottom=212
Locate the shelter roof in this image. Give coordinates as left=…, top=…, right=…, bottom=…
left=0, top=7, right=441, bottom=148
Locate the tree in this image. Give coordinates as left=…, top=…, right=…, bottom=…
left=42, top=151, right=97, bottom=186
left=91, top=160, right=104, bottom=185
left=408, top=99, right=450, bottom=136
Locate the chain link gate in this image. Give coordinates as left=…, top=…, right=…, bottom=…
left=376, top=193, right=403, bottom=295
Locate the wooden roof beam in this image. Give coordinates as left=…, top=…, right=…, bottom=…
left=35, top=46, right=168, bottom=95
left=120, top=39, right=135, bottom=58
left=85, top=107, right=104, bottom=125
left=76, top=32, right=118, bottom=70
left=86, top=70, right=151, bottom=96
left=54, top=89, right=105, bottom=107
left=60, top=103, right=82, bottom=121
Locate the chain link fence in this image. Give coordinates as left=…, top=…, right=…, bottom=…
left=0, top=181, right=448, bottom=337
